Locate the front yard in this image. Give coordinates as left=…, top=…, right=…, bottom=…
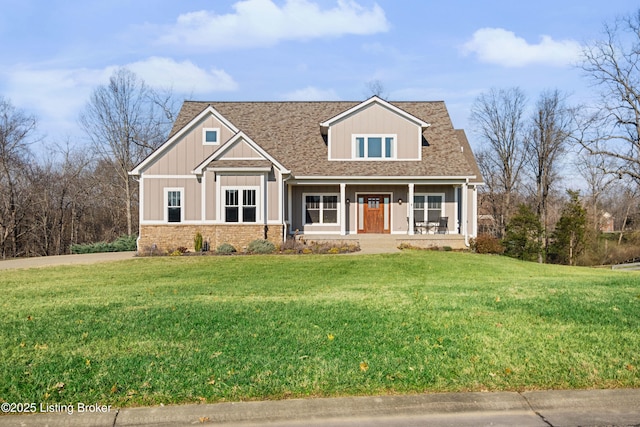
left=1, top=251, right=639, bottom=407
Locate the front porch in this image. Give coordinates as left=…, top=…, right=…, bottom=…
left=294, top=232, right=468, bottom=252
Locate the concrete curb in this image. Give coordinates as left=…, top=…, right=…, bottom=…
left=2, top=389, right=639, bottom=426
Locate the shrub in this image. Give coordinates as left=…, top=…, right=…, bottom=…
left=247, top=239, right=276, bottom=254
left=194, top=232, right=203, bottom=252
left=216, top=243, right=237, bottom=255
left=71, top=235, right=137, bottom=254
left=470, top=234, right=504, bottom=254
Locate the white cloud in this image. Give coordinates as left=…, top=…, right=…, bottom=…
left=156, top=0, right=389, bottom=50
left=1, top=58, right=237, bottom=139
left=461, top=28, right=582, bottom=67
left=280, top=86, right=341, bottom=101
left=127, top=57, right=238, bottom=93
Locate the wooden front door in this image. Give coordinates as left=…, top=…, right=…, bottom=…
left=360, top=195, right=388, bottom=233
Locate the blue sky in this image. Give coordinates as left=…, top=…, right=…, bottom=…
left=1, top=0, right=638, bottom=150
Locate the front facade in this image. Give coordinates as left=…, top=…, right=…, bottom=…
left=130, top=97, right=483, bottom=252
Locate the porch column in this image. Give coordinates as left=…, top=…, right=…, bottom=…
left=340, top=183, right=347, bottom=235
left=287, top=184, right=293, bottom=235
left=461, top=181, right=469, bottom=244
left=408, top=183, right=415, bottom=235
left=471, top=185, right=478, bottom=238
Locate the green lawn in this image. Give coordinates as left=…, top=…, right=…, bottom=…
left=1, top=251, right=639, bottom=407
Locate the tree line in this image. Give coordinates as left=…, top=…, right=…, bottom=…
left=472, top=10, right=640, bottom=265
left=2, top=10, right=640, bottom=262
left=0, top=69, right=178, bottom=259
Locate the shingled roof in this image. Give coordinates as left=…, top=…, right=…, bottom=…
left=170, top=100, right=482, bottom=180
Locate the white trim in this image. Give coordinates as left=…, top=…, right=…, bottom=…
left=130, top=105, right=238, bottom=175
left=408, top=184, right=414, bottom=235
left=351, top=134, right=399, bottom=161
left=221, top=185, right=261, bottom=223
left=302, top=192, right=340, bottom=226
left=201, top=171, right=207, bottom=221
left=262, top=173, right=267, bottom=225
left=142, top=175, right=198, bottom=179
left=277, top=170, right=283, bottom=224
left=340, top=183, right=347, bottom=235
left=413, top=192, right=446, bottom=233
left=164, top=187, right=184, bottom=223
left=192, top=131, right=290, bottom=176
left=471, top=185, right=478, bottom=238
left=454, top=186, right=459, bottom=233
left=202, top=127, right=220, bottom=145
left=139, top=175, right=144, bottom=226
left=287, top=183, right=293, bottom=230
left=320, top=96, right=430, bottom=129
left=354, top=191, right=393, bottom=234
left=209, top=167, right=272, bottom=173
left=291, top=175, right=476, bottom=182
left=462, top=181, right=469, bottom=245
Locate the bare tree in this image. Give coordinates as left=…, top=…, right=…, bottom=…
left=575, top=151, right=618, bottom=231
left=525, top=89, right=573, bottom=261
left=79, top=68, right=175, bottom=236
left=364, top=79, right=388, bottom=99
left=0, top=96, right=37, bottom=258
left=470, top=87, right=528, bottom=237
left=578, top=10, right=640, bottom=184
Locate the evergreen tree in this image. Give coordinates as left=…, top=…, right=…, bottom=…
left=503, top=204, right=543, bottom=262
left=550, top=190, right=587, bottom=265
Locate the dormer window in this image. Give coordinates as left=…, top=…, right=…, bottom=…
left=203, top=128, right=220, bottom=145
left=353, top=134, right=396, bottom=160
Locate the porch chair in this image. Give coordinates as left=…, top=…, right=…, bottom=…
left=437, top=217, right=448, bottom=234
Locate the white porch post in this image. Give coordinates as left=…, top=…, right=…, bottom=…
left=340, top=183, right=347, bottom=235
left=471, top=185, right=478, bottom=238
left=287, top=184, right=293, bottom=235
left=454, top=185, right=459, bottom=233
left=408, top=183, right=415, bottom=235
left=461, top=180, right=469, bottom=244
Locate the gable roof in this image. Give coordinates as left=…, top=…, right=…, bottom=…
left=161, top=99, right=481, bottom=180
left=319, top=96, right=430, bottom=131
left=130, top=105, right=238, bottom=176
left=192, top=131, right=289, bottom=175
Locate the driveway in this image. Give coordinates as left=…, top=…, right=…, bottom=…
left=0, top=252, right=136, bottom=270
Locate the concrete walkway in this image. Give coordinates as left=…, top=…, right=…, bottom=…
left=1, top=389, right=639, bottom=426
left=0, top=251, right=136, bottom=270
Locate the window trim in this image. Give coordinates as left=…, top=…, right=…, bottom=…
left=203, top=127, right=221, bottom=145
left=413, top=192, right=445, bottom=224
left=352, top=134, right=397, bottom=160
left=303, top=193, right=340, bottom=226
left=221, top=186, right=260, bottom=223
left=164, top=188, right=184, bottom=223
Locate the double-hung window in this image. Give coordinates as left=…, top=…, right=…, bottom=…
left=414, top=194, right=444, bottom=224
left=354, top=135, right=395, bottom=159
left=304, top=194, right=338, bottom=224
left=224, top=188, right=257, bottom=223
left=166, top=189, right=183, bottom=223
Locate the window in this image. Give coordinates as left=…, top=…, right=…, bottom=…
left=414, top=194, right=444, bottom=223
left=304, top=194, right=338, bottom=224
left=224, top=188, right=257, bottom=222
left=203, top=128, right=220, bottom=145
left=354, top=135, right=395, bottom=159
left=166, top=189, right=183, bottom=223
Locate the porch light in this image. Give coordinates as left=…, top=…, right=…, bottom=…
left=346, top=198, right=350, bottom=204
left=398, top=198, right=402, bottom=205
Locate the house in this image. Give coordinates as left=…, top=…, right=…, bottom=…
left=129, top=96, right=484, bottom=252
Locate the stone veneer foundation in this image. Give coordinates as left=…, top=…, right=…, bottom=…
left=138, top=224, right=284, bottom=254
